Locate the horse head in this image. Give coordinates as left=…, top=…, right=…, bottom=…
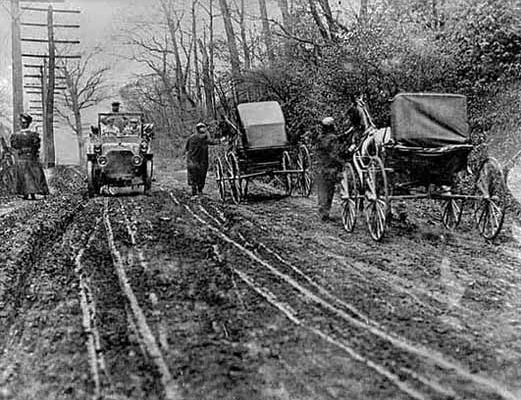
left=354, top=94, right=376, bottom=132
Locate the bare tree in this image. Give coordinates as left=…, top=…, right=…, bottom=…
left=219, top=0, right=241, bottom=79
left=56, top=50, right=109, bottom=166
left=191, top=0, right=202, bottom=107
left=258, top=0, right=275, bottom=64
left=360, top=0, right=368, bottom=23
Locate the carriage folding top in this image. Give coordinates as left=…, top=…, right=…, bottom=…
left=386, top=93, right=474, bottom=183
left=391, top=93, right=471, bottom=148
left=237, top=101, right=289, bottom=149
left=215, top=101, right=312, bottom=204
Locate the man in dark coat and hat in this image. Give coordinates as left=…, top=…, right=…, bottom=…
left=10, top=113, right=49, bottom=200
left=315, top=117, right=343, bottom=221
left=184, top=122, right=224, bottom=196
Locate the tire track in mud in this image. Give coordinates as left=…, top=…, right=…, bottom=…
left=169, top=191, right=519, bottom=400
left=72, top=218, right=109, bottom=399
left=201, top=193, right=521, bottom=372
left=103, top=198, right=181, bottom=400
left=168, top=193, right=440, bottom=399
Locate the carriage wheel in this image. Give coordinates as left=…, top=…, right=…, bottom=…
left=281, top=151, right=293, bottom=196
left=474, top=158, right=506, bottom=239
left=296, top=144, right=312, bottom=197
left=215, top=157, right=226, bottom=202
left=363, top=156, right=389, bottom=241
left=442, top=199, right=464, bottom=230
left=340, top=163, right=359, bottom=232
left=226, top=152, right=242, bottom=204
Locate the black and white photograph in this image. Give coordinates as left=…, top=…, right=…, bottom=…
left=0, top=0, right=520, bottom=399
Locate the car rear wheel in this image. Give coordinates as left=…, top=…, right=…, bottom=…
left=143, top=159, right=153, bottom=194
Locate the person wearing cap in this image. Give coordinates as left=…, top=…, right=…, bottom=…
left=10, top=113, right=49, bottom=200
left=123, top=118, right=140, bottom=135
left=102, top=117, right=120, bottom=135
left=315, top=116, right=343, bottom=221
left=184, top=122, right=224, bottom=196
left=102, top=101, right=126, bottom=131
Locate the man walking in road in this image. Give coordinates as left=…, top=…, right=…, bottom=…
left=315, top=117, right=343, bottom=221
left=184, top=122, right=224, bottom=197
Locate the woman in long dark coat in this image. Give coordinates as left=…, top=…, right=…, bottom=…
left=10, top=113, right=49, bottom=200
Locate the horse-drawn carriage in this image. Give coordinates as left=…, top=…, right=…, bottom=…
left=215, top=101, right=312, bottom=204
left=341, top=93, right=507, bottom=241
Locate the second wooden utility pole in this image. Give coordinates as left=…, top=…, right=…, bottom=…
left=10, top=0, right=23, bottom=133
left=46, top=5, right=56, bottom=167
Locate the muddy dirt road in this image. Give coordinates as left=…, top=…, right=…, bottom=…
left=0, top=162, right=520, bottom=400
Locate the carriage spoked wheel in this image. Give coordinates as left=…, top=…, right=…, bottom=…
left=363, top=156, right=389, bottom=241
left=215, top=157, right=226, bottom=202
left=340, top=163, right=359, bottom=232
left=442, top=198, right=464, bottom=230
left=296, top=144, right=312, bottom=197
left=225, top=152, right=242, bottom=204
left=281, top=151, right=293, bottom=196
left=473, top=157, right=506, bottom=239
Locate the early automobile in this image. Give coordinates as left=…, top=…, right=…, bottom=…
left=86, top=112, right=154, bottom=197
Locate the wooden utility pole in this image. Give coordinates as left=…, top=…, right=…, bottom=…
left=46, top=5, right=56, bottom=167
left=17, top=3, right=80, bottom=167
left=41, top=62, right=48, bottom=162
left=6, top=0, right=65, bottom=133
left=10, top=0, right=23, bottom=133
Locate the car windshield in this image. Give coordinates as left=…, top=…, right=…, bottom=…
left=98, top=113, right=143, bottom=136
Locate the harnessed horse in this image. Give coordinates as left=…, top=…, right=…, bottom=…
left=354, top=95, right=391, bottom=160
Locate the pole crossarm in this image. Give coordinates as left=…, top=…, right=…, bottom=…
left=21, top=6, right=80, bottom=13
left=24, top=64, right=65, bottom=68
left=24, top=74, right=66, bottom=79
left=25, top=85, right=67, bottom=89
left=21, top=22, right=80, bottom=28
left=22, top=38, right=80, bottom=44
left=22, top=53, right=81, bottom=58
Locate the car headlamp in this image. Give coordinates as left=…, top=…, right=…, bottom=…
left=97, top=156, right=108, bottom=166
left=132, top=155, right=143, bottom=166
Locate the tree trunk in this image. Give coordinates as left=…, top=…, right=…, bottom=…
left=277, top=0, right=291, bottom=56
left=239, top=0, right=251, bottom=70
left=360, top=0, right=368, bottom=23
left=258, top=0, right=275, bottom=64
left=218, top=0, right=241, bottom=79
left=191, top=0, right=202, bottom=109
left=74, top=109, right=84, bottom=167
left=317, top=0, right=336, bottom=39
left=308, top=0, right=330, bottom=41
left=199, top=39, right=214, bottom=116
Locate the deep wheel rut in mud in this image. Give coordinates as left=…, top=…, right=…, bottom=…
left=0, top=164, right=520, bottom=400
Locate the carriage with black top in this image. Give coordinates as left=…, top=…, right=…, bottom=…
left=215, top=101, right=312, bottom=204
left=340, top=93, right=507, bottom=241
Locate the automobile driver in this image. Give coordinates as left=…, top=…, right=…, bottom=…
left=102, top=117, right=120, bottom=135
